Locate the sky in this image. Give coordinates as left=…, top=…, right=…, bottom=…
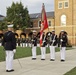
left=0, top=0, right=54, bottom=16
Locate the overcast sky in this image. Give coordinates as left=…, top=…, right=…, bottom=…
left=0, top=0, right=54, bottom=16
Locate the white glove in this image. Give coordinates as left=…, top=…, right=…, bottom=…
left=60, top=39, right=63, bottom=42
left=32, top=39, right=33, bottom=41
left=48, top=33, right=50, bottom=36
left=53, top=40, right=55, bottom=43
left=13, top=49, right=16, bottom=53
left=43, top=40, right=45, bottom=43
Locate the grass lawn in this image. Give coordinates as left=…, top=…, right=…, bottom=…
left=64, top=67, right=76, bottom=75
left=0, top=46, right=73, bottom=62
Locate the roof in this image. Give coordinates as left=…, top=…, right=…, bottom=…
left=29, top=11, right=54, bottom=19
left=0, top=14, right=5, bottom=21
left=0, top=15, right=4, bottom=17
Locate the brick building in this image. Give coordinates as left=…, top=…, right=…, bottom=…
left=55, top=0, right=76, bottom=45
left=26, top=11, right=54, bottom=33
left=26, top=0, right=76, bottom=45
left=0, top=14, right=5, bottom=21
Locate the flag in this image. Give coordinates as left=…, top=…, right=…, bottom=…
left=40, top=3, right=48, bottom=46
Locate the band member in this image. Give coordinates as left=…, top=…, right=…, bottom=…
left=20, top=33, right=26, bottom=47
left=16, top=38, right=19, bottom=47
left=21, top=38, right=26, bottom=47
left=20, top=38, right=23, bottom=47
left=0, top=38, right=2, bottom=46
left=2, top=24, right=16, bottom=72
left=25, top=38, right=28, bottom=47
left=15, top=33, right=18, bottom=47
left=41, top=32, right=47, bottom=60
left=49, top=30, right=58, bottom=61
left=36, top=32, right=40, bottom=47
left=58, top=30, right=68, bottom=62
left=31, top=30, right=37, bottom=60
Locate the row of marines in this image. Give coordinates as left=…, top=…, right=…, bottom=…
left=2, top=24, right=68, bottom=72
left=31, top=30, right=68, bottom=62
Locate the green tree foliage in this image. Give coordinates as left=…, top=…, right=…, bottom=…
left=6, top=2, right=30, bottom=30
left=0, top=21, right=7, bottom=30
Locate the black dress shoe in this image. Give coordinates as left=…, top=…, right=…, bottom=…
left=61, top=60, right=65, bottom=62
left=50, top=59, right=55, bottom=61
left=6, top=70, right=8, bottom=72
left=6, top=69, right=14, bottom=72
left=41, top=59, right=45, bottom=60
left=32, top=58, right=36, bottom=60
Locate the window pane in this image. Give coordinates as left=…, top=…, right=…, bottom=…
left=48, top=21, right=51, bottom=26
left=64, top=2, right=69, bottom=8
left=38, top=21, right=41, bottom=27
left=58, top=2, right=63, bottom=9
left=61, top=15, right=66, bottom=25
left=30, top=22, right=33, bottom=27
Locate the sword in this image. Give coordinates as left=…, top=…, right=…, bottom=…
left=60, top=44, right=62, bottom=50
left=17, top=58, right=22, bottom=68
left=60, top=34, right=62, bottom=50
left=14, top=54, right=22, bottom=68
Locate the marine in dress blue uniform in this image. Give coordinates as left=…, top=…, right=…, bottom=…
left=58, top=30, right=68, bottom=62
left=41, top=32, right=47, bottom=60
left=49, top=30, right=58, bottom=61
left=2, top=24, right=16, bottom=72
left=31, top=30, right=37, bottom=60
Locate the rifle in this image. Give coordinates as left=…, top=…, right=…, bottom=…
left=50, top=35, right=56, bottom=46
left=42, top=35, right=46, bottom=46
left=31, top=35, right=37, bottom=48
left=60, top=34, right=63, bottom=49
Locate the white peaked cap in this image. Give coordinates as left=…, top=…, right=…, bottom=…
left=32, top=30, right=37, bottom=33
left=61, top=30, right=64, bottom=32
left=48, top=33, right=50, bottom=36
left=52, top=30, right=55, bottom=32
left=7, top=24, right=13, bottom=28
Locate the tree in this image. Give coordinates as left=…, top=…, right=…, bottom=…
left=0, top=21, right=7, bottom=30
left=6, top=2, right=30, bottom=30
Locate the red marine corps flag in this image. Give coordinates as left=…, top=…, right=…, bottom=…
left=40, top=3, right=48, bottom=46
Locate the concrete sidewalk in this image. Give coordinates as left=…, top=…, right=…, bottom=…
left=0, top=49, right=76, bottom=75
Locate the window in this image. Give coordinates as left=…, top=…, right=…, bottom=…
left=58, top=2, right=63, bottom=9
left=48, top=21, right=51, bottom=26
left=64, top=1, right=69, bottom=8
left=61, top=15, right=66, bottom=26
left=38, top=21, right=41, bottom=27
left=30, top=22, right=33, bottom=28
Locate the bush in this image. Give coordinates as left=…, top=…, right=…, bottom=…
left=66, top=44, right=72, bottom=47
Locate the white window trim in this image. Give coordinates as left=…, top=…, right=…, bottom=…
left=58, top=1, right=63, bottom=9
left=61, top=15, right=66, bottom=26
left=64, top=0, right=69, bottom=8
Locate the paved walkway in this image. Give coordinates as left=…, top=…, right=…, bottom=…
left=0, top=49, right=76, bottom=75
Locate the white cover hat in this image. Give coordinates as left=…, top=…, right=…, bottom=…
left=52, top=30, right=55, bottom=32
left=61, top=30, right=64, bottom=32
left=32, top=30, right=37, bottom=33
left=7, top=24, right=13, bottom=28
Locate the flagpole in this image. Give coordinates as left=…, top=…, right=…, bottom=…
left=40, top=3, right=48, bottom=46
left=48, top=26, right=49, bottom=32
